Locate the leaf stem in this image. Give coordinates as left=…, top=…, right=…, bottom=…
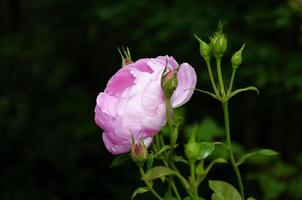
left=139, top=167, right=164, bottom=200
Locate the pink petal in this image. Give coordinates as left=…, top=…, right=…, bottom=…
left=105, top=67, right=135, bottom=97
left=102, top=132, right=130, bottom=155
left=156, top=56, right=179, bottom=70
left=171, top=63, right=197, bottom=108
left=130, top=59, right=153, bottom=73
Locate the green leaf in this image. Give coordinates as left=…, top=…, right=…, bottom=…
left=209, top=180, right=242, bottom=200
left=237, top=149, right=279, bottom=166
left=247, top=198, right=256, bottom=200
left=212, top=193, right=224, bottom=200
left=131, top=187, right=149, bottom=199
left=183, top=197, right=205, bottom=200
left=144, top=166, right=175, bottom=181
left=198, top=142, right=215, bottom=160
left=229, top=86, right=259, bottom=99
left=110, top=154, right=130, bottom=168
left=173, top=155, right=189, bottom=165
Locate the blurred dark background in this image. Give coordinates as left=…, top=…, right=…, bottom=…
left=0, top=0, right=302, bottom=199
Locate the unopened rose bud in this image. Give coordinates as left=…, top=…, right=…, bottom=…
left=161, top=68, right=178, bottom=99
left=131, top=140, right=147, bottom=167
left=210, top=23, right=227, bottom=59
left=185, top=126, right=200, bottom=162
left=194, top=34, right=211, bottom=61
left=211, top=33, right=227, bottom=59
left=118, top=47, right=132, bottom=67
left=185, top=141, right=200, bottom=162
left=231, top=44, right=245, bottom=69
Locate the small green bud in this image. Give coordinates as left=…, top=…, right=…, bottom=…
left=231, top=44, right=245, bottom=69
left=194, top=34, right=211, bottom=61
left=185, top=141, right=201, bottom=162
left=185, top=126, right=200, bottom=162
left=161, top=68, right=178, bottom=99
left=210, top=23, right=227, bottom=59
left=131, top=138, right=147, bottom=167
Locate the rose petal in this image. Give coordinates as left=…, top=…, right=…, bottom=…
left=171, top=63, right=197, bottom=108
left=105, top=67, right=135, bottom=97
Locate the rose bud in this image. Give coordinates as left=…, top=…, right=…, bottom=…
left=194, top=34, right=211, bottom=61
left=185, top=126, right=200, bottom=162
left=131, top=139, right=148, bottom=167
left=210, top=23, right=227, bottom=59
left=161, top=68, right=178, bottom=99
left=231, top=44, right=245, bottom=69
left=94, top=56, right=197, bottom=154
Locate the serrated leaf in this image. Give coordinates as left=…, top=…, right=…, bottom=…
left=209, top=180, right=242, bottom=200
left=199, top=142, right=215, bottom=160
left=237, top=149, right=279, bottom=166
left=131, top=187, right=149, bottom=199
left=229, top=86, right=259, bottom=99
left=110, top=154, right=130, bottom=168
left=144, top=166, right=175, bottom=181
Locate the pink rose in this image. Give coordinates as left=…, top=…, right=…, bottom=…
left=94, top=56, right=197, bottom=154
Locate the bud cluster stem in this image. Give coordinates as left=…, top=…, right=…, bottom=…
left=222, top=102, right=245, bottom=200
left=216, top=58, right=226, bottom=99
left=227, top=69, right=237, bottom=95
left=206, top=59, right=219, bottom=95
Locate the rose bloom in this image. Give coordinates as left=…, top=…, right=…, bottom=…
left=94, top=56, right=197, bottom=154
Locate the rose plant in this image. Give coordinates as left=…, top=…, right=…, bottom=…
left=94, top=25, right=279, bottom=200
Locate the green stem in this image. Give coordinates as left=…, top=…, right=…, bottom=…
left=222, top=102, right=245, bottom=200
left=205, top=59, right=219, bottom=95
left=165, top=97, right=182, bottom=200
left=227, top=69, right=237, bottom=95
left=139, top=167, right=164, bottom=200
left=190, top=162, right=198, bottom=199
left=171, top=177, right=181, bottom=200
left=216, top=58, right=226, bottom=98
left=165, top=98, right=173, bottom=137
